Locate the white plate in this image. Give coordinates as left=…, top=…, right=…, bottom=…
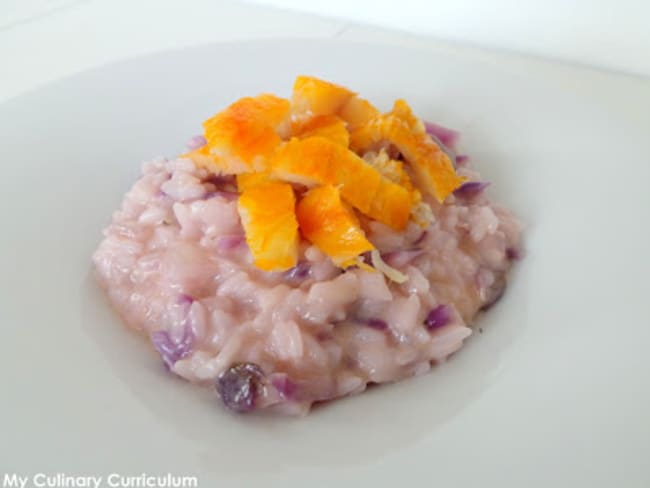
left=1, top=40, right=649, bottom=487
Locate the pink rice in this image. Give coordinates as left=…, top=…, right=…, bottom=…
left=93, top=155, right=521, bottom=415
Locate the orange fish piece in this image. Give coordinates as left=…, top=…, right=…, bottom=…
left=292, top=115, right=350, bottom=147
left=203, top=94, right=290, bottom=173
left=350, top=114, right=464, bottom=202
left=270, top=137, right=411, bottom=230
left=181, top=144, right=221, bottom=172
left=363, top=150, right=413, bottom=190
left=369, top=178, right=415, bottom=231
left=292, top=76, right=356, bottom=116
left=296, top=185, right=374, bottom=267
left=236, top=172, right=270, bottom=191
left=339, top=96, right=381, bottom=131
left=390, top=99, right=425, bottom=133
left=237, top=182, right=299, bottom=271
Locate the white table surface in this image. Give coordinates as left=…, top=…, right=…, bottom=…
left=1, top=0, right=649, bottom=106
left=245, top=0, right=650, bottom=78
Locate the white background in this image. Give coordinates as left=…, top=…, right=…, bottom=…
left=245, top=0, right=650, bottom=77
left=1, top=0, right=649, bottom=104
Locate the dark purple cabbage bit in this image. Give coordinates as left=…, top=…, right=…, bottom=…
left=424, top=121, right=459, bottom=150
left=453, top=181, right=490, bottom=200
left=424, top=305, right=451, bottom=331
left=424, top=122, right=460, bottom=168
left=429, top=135, right=457, bottom=168
left=204, top=174, right=235, bottom=187
left=283, top=261, right=311, bottom=282
left=215, top=363, right=266, bottom=413
left=506, top=247, right=521, bottom=260
left=456, top=154, right=470, bottom=166
left=151, top=324, right=194, bottom=369
left=424, top=121, right=467, bottom=169
left=365, top=318, right=388, bottom=330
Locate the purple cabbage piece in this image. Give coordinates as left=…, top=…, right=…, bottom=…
left=424, top=121, right=464, bottom=168
left=365, top=318, right=389, bottom=331
left=151, top=295, right=195, bottom=368
left=186, top=135, right=207, bottom=151
left=215, top=363, right=266, bottom=413
left=424, top=305, right=451, bottom=331
left=217, top=234, right=246, bottom=251
left=283, top=261, right=311, bottom=282
left=453, top=181, right=490, bottom=200
left=271, top=373, right=298, bottom=400
left=456, top=154, right=470, bottom=166
left=204, top=174, right=236, bottom=187
left=506, top=247, right=521, bottom=260
left=151, top=324, right=194, bottom=369
left=424, top=121, right=459, bottom=151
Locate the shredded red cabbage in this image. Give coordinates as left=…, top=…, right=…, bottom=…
left=424, top=305, right=451, bottom=331
left=217, top=234, right=246, bottom=251
left=453, top=181, right=490, bottom=199
left=365, top=318, right=389, bottom=330
left=506, top=247, right=521, bottom=260
left=456, top=154, right=469, bottom=166
left=204, top=174, right=236, bottom=187
left=271, top=373, right=298, bottom=400
left=283, top=261, right=311, bottom=281
left=150, top=295, right=195, bottom=368
left=151, top=323, right=194, bottom=369
left=424, top=122, right=459, bottom=151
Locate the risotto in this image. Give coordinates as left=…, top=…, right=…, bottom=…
left=93, top=76, right=521, bottom=415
